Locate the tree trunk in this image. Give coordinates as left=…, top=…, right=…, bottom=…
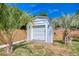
left=6, top=44, right=13, bottom=55
left=5, top=30, right=13, bottom=55
left=63, top=29, right=67, bottom=44
left=5, top=38, right=13, bottom=55
left=66, top=34, right=73, bottom=45
left=63, top=29, right=72, bottom=45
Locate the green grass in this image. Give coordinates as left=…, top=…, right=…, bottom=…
left=70, top=38, right=79, bottom=55
left=54, top=38, right=79, bottom=55
left=0, top=39, right=79, bottom=56
left=12, top=42, right=55, bottom=56
left=0, top=49, right=6, bottom=56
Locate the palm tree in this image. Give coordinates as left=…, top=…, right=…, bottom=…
left=61, top=14, right=73, bottom=45
left=52, top=14, right=74, bottom=45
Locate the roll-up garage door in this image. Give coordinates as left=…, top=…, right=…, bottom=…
left=32, top=25, right=46, bottom=41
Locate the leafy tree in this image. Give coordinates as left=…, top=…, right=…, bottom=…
left=70, top=14, right=79, bottom=29
left=0, top=3, right=31, bottom=55
left=38, top=12, right=48, bottom=16
left=52, top=18, right=60, bottom=29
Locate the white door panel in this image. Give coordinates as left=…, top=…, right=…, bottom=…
left=32, top=25, right=45, bottom=41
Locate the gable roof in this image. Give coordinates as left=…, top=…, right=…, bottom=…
left=33, top=16, right=51, bottom=22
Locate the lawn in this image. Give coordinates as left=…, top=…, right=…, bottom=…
left=70, top=38, right=79, bottom=55
left=0, top=39, right=79, bottom=56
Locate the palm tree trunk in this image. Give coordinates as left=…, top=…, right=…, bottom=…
left=63, top=29, right=72, bottom=45
left=63, top=29, right=67, bottom=44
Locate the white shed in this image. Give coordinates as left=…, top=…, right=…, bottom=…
left=27, top=16, right=53, bottom=43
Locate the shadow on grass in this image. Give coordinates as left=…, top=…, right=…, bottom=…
left=54, top=40, right=64, bottom=44
left=72, top=38, right=79, bottom=42
left=72, top=40, right=79, bottom=42
left=13, top=43, right=26, bottom=51
left=13, top=42, right=33, bottom=54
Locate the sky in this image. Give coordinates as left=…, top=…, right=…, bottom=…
left=8, top=3, right=79, bottom=18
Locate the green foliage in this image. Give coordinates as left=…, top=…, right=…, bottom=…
left=52, top=18, right=60, bottom=29
left=52, top=12, right=79, bottom=29
left=0, top=3, right=31, bottom=30
left=0, top=3, right=9, bottom=29
left=60, top=14, right=73, bottom=29
left=70, top=14, right=79, bottom=29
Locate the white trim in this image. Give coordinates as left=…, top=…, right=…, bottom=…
left=45, top=24, right=48, bottom=42
left=51, top=27, right=53, bottom=43
left=26, top=25, right=28, bottom=41
left=0, top=40, right=25, bottom=48
left=27, top=24, right=31, bottom=41
left=31, top=26, right=33, bottom=41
